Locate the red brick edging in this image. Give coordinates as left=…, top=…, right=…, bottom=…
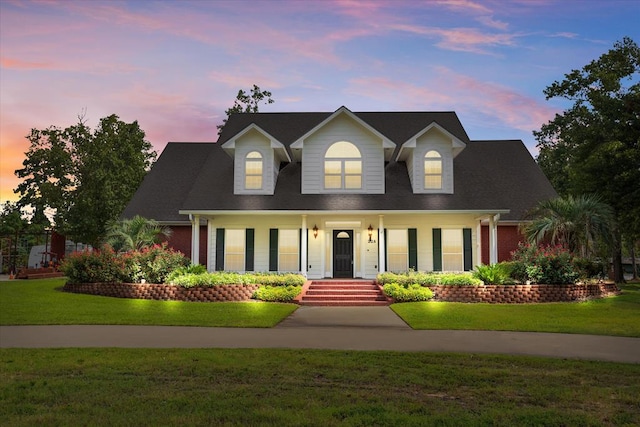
left=427, top=283, right=620, bottom=303
left=63, top=282, right=620, bottom=304
left=63, top=282, right=260, bottom=302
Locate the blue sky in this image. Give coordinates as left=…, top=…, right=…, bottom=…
left=1, top=0, right=639, bottom=202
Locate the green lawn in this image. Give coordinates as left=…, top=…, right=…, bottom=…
left=392, top=283, right=640, bottom=337
left=2, top=278, right=640, bottom=336
left=1, top=348, right=638, bottom=426
left=2, top=279, right=639, bottom=425
left=0, top=278, right=297, bottom=327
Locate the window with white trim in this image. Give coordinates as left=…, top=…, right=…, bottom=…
left=387, top=229, right=408, bottom=272
left=245, top=151, right=263, bottom=190
left=324, top=141, right=362, bottom=190
left=442, top=229, right=463, bottom=271
left=225, top=229, right=245, bottom=271
left=424, top=150, right=442, bottom=190
left=278, top=229, right=299, bottom=271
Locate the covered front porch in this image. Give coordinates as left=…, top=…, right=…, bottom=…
left=183, top=210, right=506, bottom=279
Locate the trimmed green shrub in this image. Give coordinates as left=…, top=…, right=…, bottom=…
left=167, top=271, right=306, bottom=288
left=253, top=285, right=302, bottom=302
left=377, top=271, right=482, bottom=286
left=166, top=264, right=208, bottom=284
left=61, top=246, right=128, bottom=284
left=383, top=283, right=434, bottom=302
left=473, top=263, right=513, bottom=285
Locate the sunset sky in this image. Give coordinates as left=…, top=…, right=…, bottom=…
left=1, top=0, right=638, bottom=204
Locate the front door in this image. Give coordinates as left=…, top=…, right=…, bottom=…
left=333, top=230, right=353, bottom=278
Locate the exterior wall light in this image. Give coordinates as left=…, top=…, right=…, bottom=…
left=367, top=224, right=373, bottom=242
left=313, top=224, right=319, bottom=239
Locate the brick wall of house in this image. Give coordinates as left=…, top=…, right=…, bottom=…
left=168, top=225, right=207, bottom=266
left=481, top=224, right=523, bottom=264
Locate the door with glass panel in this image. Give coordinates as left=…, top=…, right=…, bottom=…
left=333, top=230, right=353, bottom=278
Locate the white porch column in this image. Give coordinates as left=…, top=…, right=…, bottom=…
left=191, top=214, right=200, bottom=265
left=378, top=215, right=385, bottom=273
left=489, top=214, right=500, bottom=265
left=207, top=219, right=214, bottom=272
left=476, top=220, right=482, bottom=267
left=301, top=215, right=308, bottom=277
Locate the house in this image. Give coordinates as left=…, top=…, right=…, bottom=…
left=122, top=106, right=557, bottom=279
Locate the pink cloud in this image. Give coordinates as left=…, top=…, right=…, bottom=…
left=1, top=57, right=55, bottom=70
left=346, top=68, right=558, bottom=136
left=434, top=0, right=493, bottom=15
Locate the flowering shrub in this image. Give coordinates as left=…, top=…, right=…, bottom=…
left=61, top=246, right=128, bottom=284
left=510, top=243, right=578, bottom=285
left=61, top=244, right=188, bottom=284
left=122, top=244, right=189, bottom=284
left=382, top=283, right=434, bottom=302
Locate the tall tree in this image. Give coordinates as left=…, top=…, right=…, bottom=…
left=14, top=114, right=156, bottom=247
left=534, top=37, right=640, bottom=282
left=216, top=84, right=274, bottom=135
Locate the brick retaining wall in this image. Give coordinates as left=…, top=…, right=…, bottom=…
left=63, top=282, right=260, bottom=302
left=428, top=283, right=620, bottom=303
left=63, top=282, right=620, bottom=304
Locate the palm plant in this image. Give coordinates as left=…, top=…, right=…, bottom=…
left=521, top=194, right=615, bottom=259
left=105, top=215, right=172, bottom=253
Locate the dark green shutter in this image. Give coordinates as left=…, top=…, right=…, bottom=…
left=269, top=229, right=278, bottom=271
left=216, top=228, right=225, bottom=271
left=463, top=228, right=472, bottom=271
left=299, top=229, right=303, bottom=271
left=432, top=228, right=442, bottom=272
left=408, top=228, right=418, bottom=271
left=245, top=229, right=254, bottom=271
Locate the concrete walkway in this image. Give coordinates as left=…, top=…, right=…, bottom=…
left=2, top=306, right=639, bottom=363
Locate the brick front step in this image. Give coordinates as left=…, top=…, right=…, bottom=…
left=301, top=300, right=391, bottom=307
left=299, top=279, right=390, bottom=306
left=306, top=289, right=381, bottom=295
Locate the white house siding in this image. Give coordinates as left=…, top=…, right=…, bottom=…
left=232, top=129, right=275, bottom=195
left=301, top=115, right=385, bottom=194
left=204, top=212, right=478, bottom=279
left=413, top=128, right=454, bottom=194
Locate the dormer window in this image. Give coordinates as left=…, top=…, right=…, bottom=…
left=324, top=141, right=362, bottom=190
left=424, top=150, right=442, bottom=190
left=245, top=151, right=263, bottom=190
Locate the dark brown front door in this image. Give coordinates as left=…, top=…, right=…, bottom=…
left=333, top=230, right=353, bottom=278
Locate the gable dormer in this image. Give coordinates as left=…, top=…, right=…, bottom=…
left=221, top=124, right=291, bottom=195
left=396, top=122, right=466, bottom=194
left=290, top=107, right=395, bottom=194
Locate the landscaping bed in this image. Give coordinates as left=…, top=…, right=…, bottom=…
left=63, top=282, right=260, bottom=302
left=428, top=282, right=619, bottom=303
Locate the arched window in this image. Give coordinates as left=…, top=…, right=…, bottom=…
left=424, top=150, right=442, bottom=190
left=324, top=141, right=362, bottom=190
left=245, top=151, right=263, bottom=190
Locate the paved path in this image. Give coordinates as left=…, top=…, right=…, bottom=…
left=1, top=307, right=639, bottom=363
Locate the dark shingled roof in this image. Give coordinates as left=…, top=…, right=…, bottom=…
left=122, top=111, right=557, bottom=222
left=121, top=142, right=214, bottom=222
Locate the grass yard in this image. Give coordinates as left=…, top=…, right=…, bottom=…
left=0, top=278, right=297, bottom=327
left=1, top=348, right=638, bottom=426
left=392, top=283, right=640, bottom=337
